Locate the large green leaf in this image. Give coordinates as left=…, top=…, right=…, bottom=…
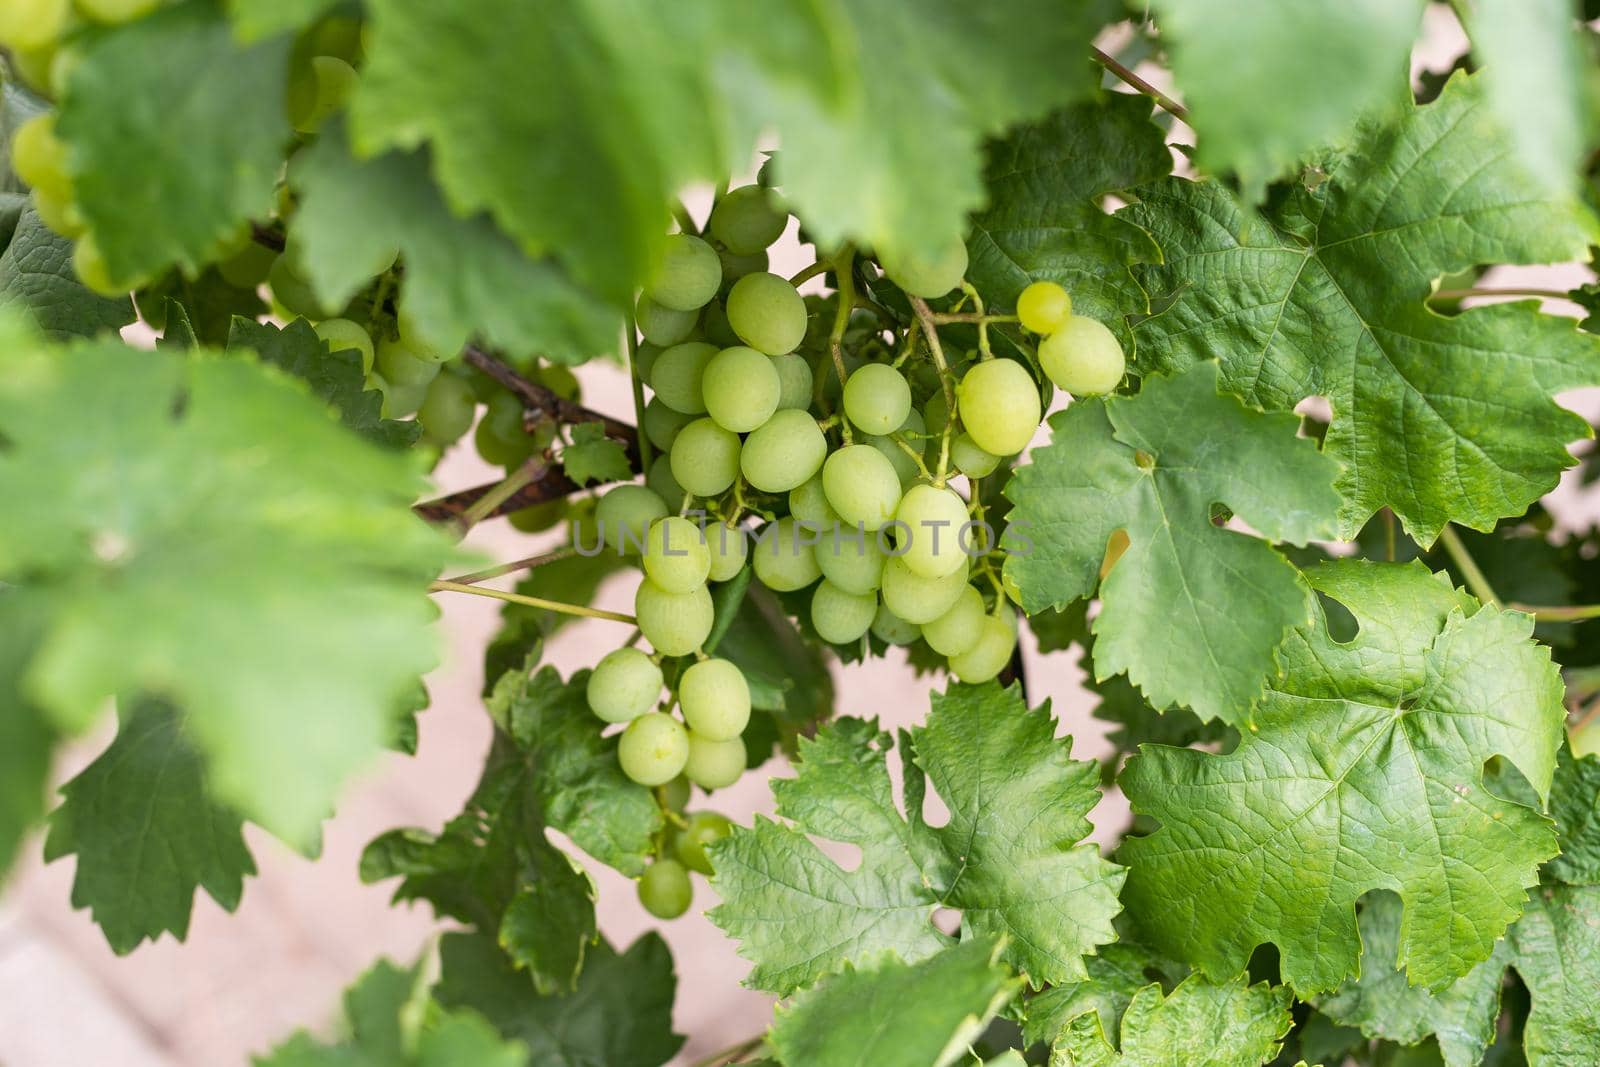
left=0, top=328, right=447, bottom=846
left=1003, top=362, right=1341, bottom=724
left=1049, top=972, right=1294, bottom=1067
left=58, top=2, right=290, bottom=285
left=708, top=682, right=1123, bottom=994
left=1547, top=749, right=1600, bottom=885
left=0, top=590, right=57, bottom=879
left=1021, top=942, right=1173, bottom=1050
left=0, top=198, right=134, bottom=339
left=1120, top=560, right=1564, bottom=994
left=767, top=939, right=1022, bottom=1067
left=1508, top=883, right=1600, bottom=1063
left=1124, top=73, right=1600, bottom=544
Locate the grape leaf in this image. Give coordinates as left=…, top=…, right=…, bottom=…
left=1003, top=362, right=1341, bottom=724
left=966, top=91, right=1172, bottom=337
left=58, top=3, right=290, bottom=285
left=1021, top=942, right=1172, bottom=1050
left=43, top=699, right=256, bottom=954
left=0, top=198, right=135, bottom=339
left=708, top=682, right=1124, bottom=995
left=767, top=938, right=1023, bottom=1067
left=1547, top=749, right=1600, bottom=885
left=560, top=423, right=632, bottom=488
left=434, top=931, right=683, bottom=1067
left=1123, top=73, right=1600, bottom=543
left=136, top=266, right=267, bottom=348
left=227, top=0, right=339, bottom=40
left=0, top=328, right=447, bottom=845
left=287, top=121, right=617, bottom=364
left=1120, top=560, right=1565, bottom=994
left=1314, top=893, right=1506, bottom=1067
left=1, top=80, right=47, bottom=194
left=1153, top=0, right=1424, bottom=192
left=1049, top=972, right=1294, bottom=1067
left=1508, top=883, right=1600, bottom=1063
left=0, top=590, right=55, bottom=879
left=227, top=316, right=420, bottom=449
left=713, top=584, right=834, bottom=727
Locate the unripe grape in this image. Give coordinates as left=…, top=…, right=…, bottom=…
left=0, top=0, right=69, bottom=52
left=675, top=811, right=733, bottom=875
left=726, top=271, right=806, bottom=355
left=269, top=254, right=340, bottom=319
left=659, top=775, right=692, bottom=813
left=895, top=484, right=971, bottom=580
left=1039, top=315, right=1125, bottom=396
left=643, top=516, right=711, bottom=594
left=377, top=335, right=440, bottom=388
left=636, top=294, right=698, bottom=346
left=11, top=114, right=70, bottom=204
left=679, top=658, right=750, bottom=741
left=645, top=233, right=721, bottom=311
left=956, top=358, right=1042, bottom=457
left=950, top=433, right=1000, bottom=479
left=473, top=390, right=539, bottom=466
left=643, top=397, right=695, bottom=453
left=650, top=340, right=716, bottom=415
left=507, top=500, right=564, bottom=533
left=705, top=521, right=748, bottom=582
left=684, top=732, right=746, bottom=790
left=772, top=352, right=814, bottom=410
left=822, top=445, right=902, bottom=531
left=871, top=603, right=921, bottom=646
left=370, top=373, right=427, bottom=419
left=635, top=580, right=714, bottom=656
left=815, top=528, right=887, bottom=595
left=1016, top=280, right=1072, bottom=335
left=843, top=363, right=912, bottom=435
left=703, top=345, right=781, bottom=433
left=863, top=408, right=926, bottom=488
left=948, top=614, right=1018, bottom=684
left=647, top=454, right=686, bottom=512
left=700, top=298, right=741, bottom=347
left=751, top=517, right=823, bottom=591
left=922, top=584, right=985, bottom=657
left=880, top=555, right=969, bottom=624
left=635, top=341, right=664, bottom=382
left=32, top=187, right=84, bottom=238
left=218, top=241, right=276, bottom=289
left=417, top=373, right=476, bottom=444
left=740, top=408, right=827, bottom=493
left=1571, top=720, right=1600, bottom=759
left=314, top=318, right=375, bottom=374
left=880, top=237, right=967, bottom=298
left=287, top=55, right=358, bottom=134
left=72, top=234, right=122, bottom=297
left=670, top=417, right=741, bottom=497
left=587, top=647, right=663, bottom=724
left=638, top=858, right=693, bottom=918
left=810, top=579, right=877, bottom=644
left=709, top=184, right=787, bottom=254
left=596, top=484, right=669, bottom=555
left=75, top=0, right=161, bottom=23
left=717, top=246, right=768, bottom=291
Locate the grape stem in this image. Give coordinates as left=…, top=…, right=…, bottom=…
left=439, top=547, right=578, bottom=586
left=457, top=456, right=548, bottom=533
left=828, top=246, right=858, bottom=444
left=907, top=295, right=956, bottom=487
left=1509, top=602, right=1600, bottom=622
left=1431, top=286, right=1571, bottom=302
left=929, top=311, right=1022, bottom=326
left=888, top=433, right=934, bottom=481
left=958, top=281, right=996, bottom=360
left=671, top=199, right=700, bottom=236
left=1436, top=525, right=1501, bottom=607
left=1091, top=46, right=1189, bottom=121
left=428, top=579, right=637, bottom=623
left=688, top=1036, right=766, bottom=1067
left=463, top=345, right=639, bottom=454
left=789, top=260, right=830, bottom=287
left=624, top=315, right=653, bottom=471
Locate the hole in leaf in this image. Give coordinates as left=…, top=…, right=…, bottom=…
left=1316, top=591, right=1360, bottom=645
left=932, top=906, right=960, bottom=936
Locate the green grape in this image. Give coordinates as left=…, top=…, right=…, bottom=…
left=956, top=358, right=1042, bottom=457
left=304, top=13, right=364, bottom=64
left=950, top=432, right=1000, bottom=479
left=417, top=373, right=476, bottom=444
left=880, top=237, right=967, bottom=298
left=32, top=187, right=83, bottom=238
left=705, top=521, right=748, bottom=582
left=948, top=613, right=1018, bottom=684
left=740, top=408, right=826, bottom=493
left=718, top=246, right=768, bottom=290
left=703, top=345, right=781, bottom=433
left=10, top=42, right=53, bottom=93
left=635, top=580, right=714, bottom=656
left=864, top=408, right=926, bottom=488
left=880, top=555, right=969, bottom=624
left=814, top=528, right=887, bottom=595
left=788, top=473, right=838, bottom=528
left=377, top=335, right=441, bottom=388
left=643, top=397, right=695, bottom=453
left=1571, top=719, right=1600, bottom=759
left=923, top=391, right=950, bottom=438
left=675, top=811, right=733, bottom=875
left=1039, top=315, right=1126, bottom=396
left=810, top=579, right=877, bottom=644
left=670, top=417, right=741, bottom=497
left=596, top=484, right=669, bottom=555
left=287, top=54, right=358, bottom=134
left=700, top=298, right=741, bottom=348
left=314, top=318, right=375, bottom=374
left=772, top=352, right=814, bottom=411
left=679, top=657, right=750, bottom=740
left=684, top=732, right=746, bottom=790
left=47, top=42, right=81, bottom=97
left=645, top=233, right=721, bottom=311
left=638, top=858, right=693, bottom=919
left=636, top=294, right=699, bottom=346
left=726, top=271, right=806, bottom=355
left=709, top=185, right=787, bottom=254
left=0, top=0, right=68, bottom=52
left=895, top=484, right=971, bottom=580
left=822, top=444, right=902, bottom=531
left=643, top=516, right=710, bottom=594
left=660, top=775, right=692, bottom=813
left=587, top=647, right=663, bottom=724
left=922, top=584, right=985, bottom=657
left=870, top=603, right=921, bottom=646
left=843, top=363, right=912, bottom=436
left=473, top=390, right=534, bottom=466
left=814, top=348, right=863, bottom=409
left=617, top=713, right=688, bottom=790
left=751, top=517, right=823, bottom=591
left=369, top=372, right=427, bottom=419
left=11, top=114, right=70, bottom=204
left=647, top=454, right=686, bottom=512
left=1016, top=280, right=1072, bottom=335
left=268, top=254, right=340, bottom=319
left=75, top=0, right=160, bottom=22
left=217, top=241, right=276, bottom=289
left=507, top=500, right=564, bottom=533
left=649, top=340, right=716, bottom=415
left=635, top=341, right=664, bottom=382
left=72, top=234, right=123, bottom=297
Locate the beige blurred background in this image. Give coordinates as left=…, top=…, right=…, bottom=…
left=2, top=10, right=1596, bottom=1066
